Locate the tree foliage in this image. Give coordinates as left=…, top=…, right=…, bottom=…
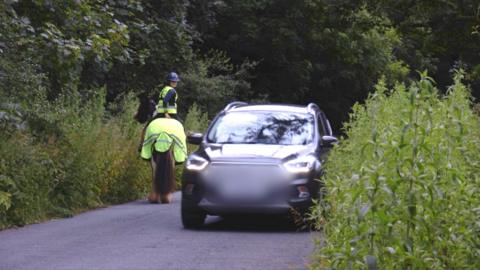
left=187, top=0, right=480, bottom=130
left=2, top=0, right=479, bottom=129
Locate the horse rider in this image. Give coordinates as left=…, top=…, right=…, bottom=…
left=138, top=71, right=181, bottom=152
left=155, top=71, right=180, bottom=120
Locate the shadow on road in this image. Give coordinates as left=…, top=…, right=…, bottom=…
left=200, top=215, right=308, bottom=233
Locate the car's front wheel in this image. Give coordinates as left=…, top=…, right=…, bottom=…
left=181, top=199, right=206, bottom=229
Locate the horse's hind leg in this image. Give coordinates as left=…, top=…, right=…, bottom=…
left=148, top=156, right=160, bottom=203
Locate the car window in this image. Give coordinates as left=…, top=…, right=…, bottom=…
left=207, top=111, right=314, bottom=145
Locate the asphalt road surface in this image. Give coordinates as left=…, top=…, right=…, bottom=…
left=0, top=192, right=319, bottom=270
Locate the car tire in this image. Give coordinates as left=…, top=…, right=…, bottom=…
left=181, top=199, right=206, bottom=229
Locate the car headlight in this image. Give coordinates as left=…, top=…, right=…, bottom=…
left=185, top=155, right=209, bottom=171
left=283, top=155, right=317, bottom=174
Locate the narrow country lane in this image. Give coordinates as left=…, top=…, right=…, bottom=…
left=0, top=192, right=319, bottom=270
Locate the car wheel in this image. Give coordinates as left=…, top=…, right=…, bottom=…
left=181, top=199, right=206, bottom=229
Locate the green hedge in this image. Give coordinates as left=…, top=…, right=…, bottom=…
left=312, top=73, right=480, bottom=269
left=0, top=92, right=150, bottom=228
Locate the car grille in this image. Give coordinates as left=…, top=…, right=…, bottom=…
left=203, top=162, right=289, bottom=204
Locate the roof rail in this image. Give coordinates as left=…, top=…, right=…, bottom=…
left=307, top=103, right=320, bottom=112
left=224, top=101, right=248, bottom=111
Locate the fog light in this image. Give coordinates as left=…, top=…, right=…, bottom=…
left=185, top=184, right=194, bottom=195
left=297, top=186, right=310, bottom=198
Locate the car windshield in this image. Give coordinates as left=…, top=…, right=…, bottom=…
left=207, top=111, right=314, bottom=145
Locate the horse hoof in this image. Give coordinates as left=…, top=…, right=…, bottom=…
left=160, top=198, right=170, bottom=204
left=160, top=194, right=172, bottom=204
left=148, top=193, right=160, bottom=203
left=148, top=198, right=160, bottom=204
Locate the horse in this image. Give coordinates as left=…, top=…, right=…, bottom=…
left=134, top=94, right=187, bottom=204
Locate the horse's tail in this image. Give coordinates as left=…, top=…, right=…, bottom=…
left=151, top=147, right=176, bottom=201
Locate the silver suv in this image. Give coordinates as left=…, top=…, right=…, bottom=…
left=181, top=102, right=337, bottom=228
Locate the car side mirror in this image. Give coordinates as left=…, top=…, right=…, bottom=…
left=320, top=135, right=338, bottom=147
left=187, top=132, right=203, bottom=145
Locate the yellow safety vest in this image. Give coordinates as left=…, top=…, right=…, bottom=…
left=156, top=86, right=178, bottom=114
left=140, top=118, right=187, bottom=163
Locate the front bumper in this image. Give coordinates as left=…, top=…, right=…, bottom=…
left=182, top=163, right=319, bottom=215
left=194, top=196, right=313, bottom=215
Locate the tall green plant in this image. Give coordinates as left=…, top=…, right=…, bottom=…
left=0, top=89, right=150, bottom=229
left=313, top=72, right=480, bottom=269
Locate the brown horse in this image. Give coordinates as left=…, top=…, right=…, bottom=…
left=135, top=94, right=178, bottom=204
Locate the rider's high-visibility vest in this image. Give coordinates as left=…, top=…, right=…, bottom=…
left=156, top=86, right=177, bottom=114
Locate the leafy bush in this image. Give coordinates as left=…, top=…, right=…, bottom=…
left=0, top=134, right=55, bottom=227
left=0, top=90, right=149, bottom=229
left=48, top=92, right=150, bottom=211
left=183, top=102, right=209, bottom=134
left=312, top=73, right=480, bottom=269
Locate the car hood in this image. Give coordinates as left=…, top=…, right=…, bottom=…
left=204, top=144, right=311, bottom=161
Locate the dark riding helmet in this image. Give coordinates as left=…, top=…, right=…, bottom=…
left=166, top=72, right=180, bottom=82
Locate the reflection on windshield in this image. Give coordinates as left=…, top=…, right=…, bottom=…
left=207, top=111, right=314, bottom=145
